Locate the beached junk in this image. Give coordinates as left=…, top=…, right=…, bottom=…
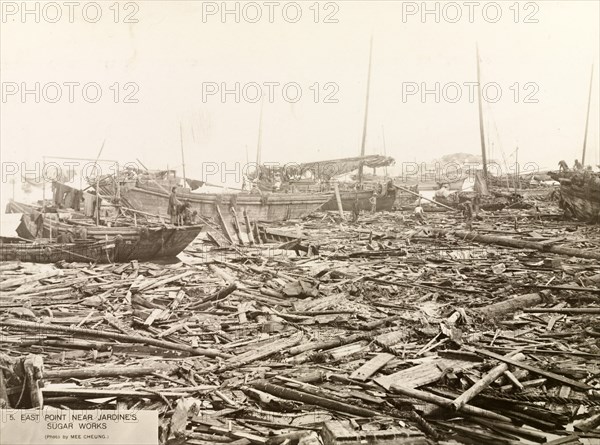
left=550, top=169, right=600, bottom=223
left=94, top=169, right=333, bottom=227
left=5, top=186, right=202, bottom=263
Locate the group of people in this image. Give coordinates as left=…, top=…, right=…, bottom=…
left=168, top=187, right=198, bottom=226
left=350, top=190, right=379, bottom=222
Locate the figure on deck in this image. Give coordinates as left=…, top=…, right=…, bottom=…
left=558, top=160, right=570, bottom=172
left=386, top=179, right=395, bottom=195
left=168, top=187, right=181, bottom=224
left=242, top=174, right=253, bottom=192
left=273, top=174, right=282, bottom=192
left=56, top=229, right=75, bottom=244
left=177, top=202, right=192, bottom=226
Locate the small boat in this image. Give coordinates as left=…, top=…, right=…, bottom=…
left=5, top=202, right=203, bottom=262
left=549, top=170, right=600, bottom=223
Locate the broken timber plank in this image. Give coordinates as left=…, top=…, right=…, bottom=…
left=253, top=381, right=381, bottom=418
left=523, top=307, right=600, bottom=314
left=333, top=183, right=345, bottom=220
left=243, top=210, right=255, bottom=244
left=475, top=293, right=542, bottom=317
left=137, top=270, right=195, bottom=292
left=450, top=352, right=526, bottom=411
left=0, top=270, right=61, bottom=290
left=374, top=357, right=479, bottom=390
left=0, top=319, right=231, bottom=359
left=215, top=205, right=236, bottom=244
left=44, top=363, right=176, bottom=379
left=350, top=353, right=394, bottom=382
left=390, top=385, right=512, bottom=423
left=287, top=333, right=368, bottom=356
left=432, top=229, right=600, bottom=261
left=219, top=332, right=303, bottom=372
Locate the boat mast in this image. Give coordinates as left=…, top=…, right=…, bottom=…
left=180, top=122, right=187, bottom=185
left=94, top=140, right=106, bottom=226
left=42, top=156, right=46, bottom=211
left=381, top=125, right=388, bottom=178
left=256, top=98, right=264, bottom=166
left=476, top=45, right=489, bottom=183
left=357, top=36, right=373, bottom=185
left=515, top=146, right=519, bottom=193
left=581, top=64, right=594, bottom=166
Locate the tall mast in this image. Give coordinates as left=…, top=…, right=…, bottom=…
left=582, top=64, right=594, bottom=166
left=381, top=125, right=388, bottom=178
left=357, top=36, right=373, bottom=185
left=256, top=98, right=264, bottom=166
left=476, top=44, right=489, bottom=182
left=515, top=146, right=519, bottom=193
left=180, top=122, right=187, bottom=185
left=94, top=139, right=106, bottom=226
left=42, top=156, right=46, bottom=211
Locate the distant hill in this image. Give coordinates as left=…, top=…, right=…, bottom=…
left=435, top=153, right=483, bottom=164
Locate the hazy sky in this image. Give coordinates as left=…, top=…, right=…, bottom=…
left=1, top=0, right=599, bottom=188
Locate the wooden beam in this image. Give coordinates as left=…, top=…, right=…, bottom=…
left=471, top=347, right=592, bottom=390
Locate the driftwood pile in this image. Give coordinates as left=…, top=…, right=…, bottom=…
left=1, top=206, right=599, bottom=444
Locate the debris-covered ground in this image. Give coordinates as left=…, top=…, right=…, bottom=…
left=1, top=205, right=600, bottom=444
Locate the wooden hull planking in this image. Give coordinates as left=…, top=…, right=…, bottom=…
left=0, top=240, right=117, bottom=264
left=122, top=184, right=333, bottom=223
left=557, top=183, right=600, bottom=222
left=320, top=189, right=397, bottom=212
left=550, top=172, right=600, bottom=223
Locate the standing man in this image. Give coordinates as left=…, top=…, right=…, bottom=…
left=168, top=187, right=180, bottom=225
left=369, top=192, right=377, bottom=213
left=352, top=197, right=360, bottom=222
left=460, top=199, right=474, bottom=231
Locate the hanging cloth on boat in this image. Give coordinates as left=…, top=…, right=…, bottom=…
left=83, top=193, right=96, bottom=217
left=474, top=171, right=489, bottom=196
left=53, top=182, right=67, bottom=206
left=72, top=190, right=83, bottom=211
left=186, top=178, right=205, bottom=191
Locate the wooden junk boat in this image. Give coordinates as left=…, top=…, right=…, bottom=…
left=549, top=170, right=600, bottom=223
left=95, top=170, right=334, bottom=224
left=547, top=64, right=600, bottom=223
left=252, top=155, right=399, bottom=212
left=4, top=200, right=202, bottom=263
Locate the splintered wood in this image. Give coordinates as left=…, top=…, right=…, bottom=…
left=1, top=207, right=599, bottom=444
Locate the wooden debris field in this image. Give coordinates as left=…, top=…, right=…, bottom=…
left=1, top=204, right=599, bottom=445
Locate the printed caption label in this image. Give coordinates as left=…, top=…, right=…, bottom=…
left=0, top=409, right=158, bottom=445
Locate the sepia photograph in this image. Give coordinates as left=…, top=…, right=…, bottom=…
left=0, top=1, right=599, bottom=444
